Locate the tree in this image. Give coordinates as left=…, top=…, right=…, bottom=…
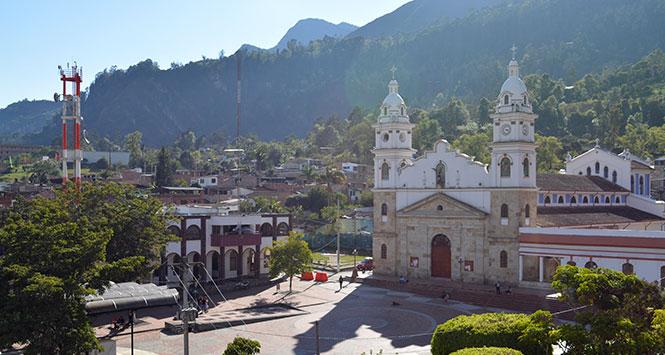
left=93, top=157, right=109, bottom=171
left=478, top=97, right=492, bottom=125
left=123, top=131, right=144, bottom=168
left=0, top=185, right=118, bottom=352
left=536, top=135, right=563, bottom=173
left=413, top=117, right=443, bottom=152
left=551, top=265, right=665, bottom=354
left=269, top=232, right=313, bottom=292
left=175, top=130, right=197, bottom=151
left=28, top=159, right=60, bottom=184
left=77, top=182, right=174, bottom=279
left=155, top=147, right=175, bottom=187
left=452, top=130, right=492, bottom=164
left=223, top=336, right=260, bottom=355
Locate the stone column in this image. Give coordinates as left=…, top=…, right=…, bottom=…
left=219, top=247, right=225, bottom=281
left=180, top=218, right=187, bottom=257
left=518, top=254, right=523, bottom=282
left=538, top=256, right=544, bottom=283
left=255, top=243, right=261, bottom=277
left=200, top=217, right=207, bottom=281
left=272, top=215, right=277, bottom=242
left=238, top=245, right=244, bottom=276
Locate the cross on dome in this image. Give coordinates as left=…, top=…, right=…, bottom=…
left=390, top=65, right=397, bottom=80
left=511, top=44, right=517, bottom=60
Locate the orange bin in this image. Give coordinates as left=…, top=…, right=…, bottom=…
left=301, top=271, right=314, bottom=281
left=314, top=272, right=328, bottom=282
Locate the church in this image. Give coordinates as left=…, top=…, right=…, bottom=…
left=372, top=53, right=665, bottom=288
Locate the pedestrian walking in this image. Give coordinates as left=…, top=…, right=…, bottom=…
left=441, top=291, right=450, bottom=303
left=275, top=282, right=281, bottom=294
left=495, top=281, right=501, bottom=295
left=505, top=286, right=512, bottom=295
left=338, top=275, right=344, bottom=290
left=202, top=298, right=209, bottom=313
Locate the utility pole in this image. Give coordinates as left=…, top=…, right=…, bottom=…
left=315, top=320, right=320, bottom=355
left=353, top=211, right=357, bottom=267
left=336, top=197, right=340, bottom=274
left=182, top=263, right=190, bottom=355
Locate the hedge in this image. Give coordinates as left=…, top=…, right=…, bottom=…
left=449, top=347, right=523, bottom=355
left=430, top=313, right=550, bottom=355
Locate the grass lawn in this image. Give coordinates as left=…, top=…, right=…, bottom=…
left=312, top=252, right=370, bottom=265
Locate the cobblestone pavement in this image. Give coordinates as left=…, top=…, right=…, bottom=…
left=112, top=271, right=505, bottom=355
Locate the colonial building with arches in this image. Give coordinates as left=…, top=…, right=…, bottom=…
left=372, top=54, right=665, bottom=288
left=158, top=205, right=291, bottom=284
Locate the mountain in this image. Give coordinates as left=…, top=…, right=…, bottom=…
left=9, top=0, right=665, bottom=146
left=0, top=100, right=59, bottom=142
left=272, top=19, right=357, bottom=51
left=346, top=0, right=502, bottom=39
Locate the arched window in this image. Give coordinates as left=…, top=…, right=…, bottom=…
left=383, top=107, right=387, bottom=115
left=639, top=175, right=644, bottom=195
left=631, top=175, right=635, bottom=192
left=501, top=204, right=509, bottom=218
left=567, top=260, right=577, bottom=266
left=525, top=204, right=530, bottom=218
left=435, top=161, right=446, bottom=188
left=544, top=196, right=551, bottom=204
left=276, top=222, right=290, bottom=235
left=381, top=162, right=390, bottom=181
left=381, top=244, right=387, bottom=259
left=500, top=157, right=511, bottom=177
left=381, top=203, right=388, bottom=216
left=229, top=250, right=238, bottom=272
left=603, top=166, right=609, bottom=178
left=500, top=250, right=508, bottom=268
left=605, top=196, right=610, bottom=204
left=595, top=162, right=600, bottom=174
left=167, top=225, right=181, bottom=236
left=400, top=106, right=404, bottom=116
left=522, top=157, right=530, bottom=177
left=661, top=266, right=665, bottom=288
left=504, top=95, right=509, bottom=105
left=615, top=196, right=621, bottom=204
left=583, top=196, right=589, bottom=204
left=557, top=196, right=564, bottom=204
left=593, top=196, right=599, bottom=204
left=612, top=170, right=617, bottom=183
left=570, top=196, right=577, bottom=204
left=437, top=205, right=443, bottom=211
left=185, top=225, right=201, bottom=240
left=622, top=262, right=634, bottom=275
left=260, top=223, right=273, bottom=236
left=524, top=95, right=528, bottom=105
left=586, top=167, right=591, bottom=176
left=584, top=261, right=597, bottom=269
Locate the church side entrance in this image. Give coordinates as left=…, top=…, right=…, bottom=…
left=431, top=234, right=451, bottom=278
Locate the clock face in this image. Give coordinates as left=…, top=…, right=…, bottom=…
left=522, top=125, right=528, bottom=135
left=502, top=124, right=511, bottom=136
left=399, top=132, right=406, bottom=142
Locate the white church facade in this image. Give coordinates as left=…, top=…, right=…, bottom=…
left=372, top=54, right=665, bottom=288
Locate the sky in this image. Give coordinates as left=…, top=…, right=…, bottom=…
left=0, top=0, right=410, bottom=108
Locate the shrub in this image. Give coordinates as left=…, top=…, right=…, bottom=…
left=430, top=312, right=553, bottom=355
left=223, top=336, right=261, bottom=355
left=450, top=347, right=523, bottom=355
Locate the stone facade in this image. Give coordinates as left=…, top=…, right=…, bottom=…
left=372, top=54, right=539, bottom=287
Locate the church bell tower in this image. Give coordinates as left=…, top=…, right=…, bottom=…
left=490, top=47, right=538, bottom=188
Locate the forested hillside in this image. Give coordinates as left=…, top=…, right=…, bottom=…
left=0, top=100, right=58, bottom=143
left=9, top=0, right=665, bottom=148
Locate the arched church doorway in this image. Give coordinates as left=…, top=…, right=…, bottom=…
left=431, top=234, right=451, bottom=278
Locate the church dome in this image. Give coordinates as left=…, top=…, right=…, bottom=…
left=379, top=79, right=410, bottom=123
left=495, top=55, right=532, bottom=114
left=500, top=75, right=528, bottom=97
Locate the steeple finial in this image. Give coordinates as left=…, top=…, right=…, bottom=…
left=390, top=65, right=397, bottom=80
left=511, top=44, right=517, bottom=60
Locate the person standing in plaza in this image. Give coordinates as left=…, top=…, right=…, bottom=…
left=495, top=281, right=501, bottom=295
left=338, top=275, right=344, bottom=290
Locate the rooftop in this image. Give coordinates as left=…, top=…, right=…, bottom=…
left=537, top=174, right=628, bottom=193
left=536, top=205, right=663, bottom=227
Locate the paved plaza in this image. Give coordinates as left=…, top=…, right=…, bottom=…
left=110, top=272, right=508, bottom=355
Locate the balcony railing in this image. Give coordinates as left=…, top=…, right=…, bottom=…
left=210, top=233, right=262, bottom=247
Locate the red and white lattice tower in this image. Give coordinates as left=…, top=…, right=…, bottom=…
left=58, top=63, right=83, bottom=186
